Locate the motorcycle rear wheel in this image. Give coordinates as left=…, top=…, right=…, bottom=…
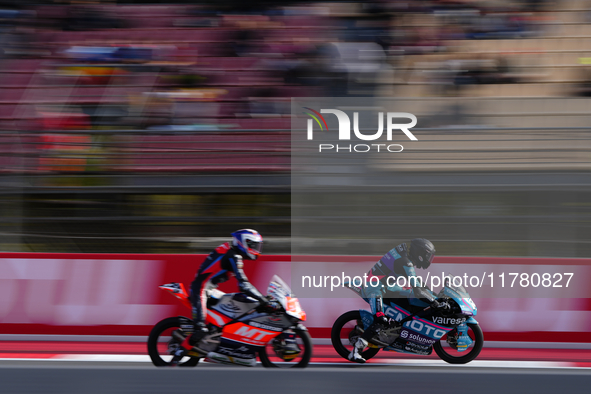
left=433, top=323, right=483, bottom=364
left=147, top=317, right=200, bottom=367
left=258, top=329, right=313, bottom=368
left=331, top=310, right=381, bottom=362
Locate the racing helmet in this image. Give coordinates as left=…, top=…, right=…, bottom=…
left=408, top=238, right=436, bottom=269
left=231, top=229, right=263, bottom=260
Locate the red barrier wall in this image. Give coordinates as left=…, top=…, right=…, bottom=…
left=0, top=253, right=590, bottom=342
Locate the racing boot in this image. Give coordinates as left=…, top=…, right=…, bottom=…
left=179, top=322, right=209, bottom=354
left=170, top=349, right=186, bottom=367
left=190, top=322, right=209, bottom=347
left=348, top=338, right=368, bottom=363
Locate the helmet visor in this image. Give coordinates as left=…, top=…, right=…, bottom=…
left=246, top=239, right=263, bottom=254
left=425, top=251, right=435, bottom=265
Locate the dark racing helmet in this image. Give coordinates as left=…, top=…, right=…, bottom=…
left=231, top=229, right=263, bottom=260
left=408, top=238, right=436, bottom=269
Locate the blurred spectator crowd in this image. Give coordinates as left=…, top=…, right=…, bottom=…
left=0, top=0, right=589, bottom=173
left=0, top=0, right=570, bottom=132
left=3, top=0, right=591, bottom=254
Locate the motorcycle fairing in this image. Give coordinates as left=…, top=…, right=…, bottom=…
left=159, top=282, right=191, bottom=309
left=206, top=309, right=233, bottom=327
left=457, top=298, right=477, bottom=316
left=387, top=338, right=434, bottom=356
left=284, top=296, right=307, bottom=321
left=441, top=287, right=477, bottom=316
left=361, top=301, right=452, bottom=354
left=221, top=321, right=282, bottom=347
left=360, top=307, right=433, bottom=355
left=403, top=316, right=449, bottom=343
left=210, top=293, right=260, bottom=320
left=215, top=337, right=258, bottom=361
left=267, top=275, right=307, bottom=321
left=247, top=311, right=293, bottom=331
left=383, top=302, right=448, bottom=342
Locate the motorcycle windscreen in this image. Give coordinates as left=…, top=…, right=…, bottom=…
left=442, top=286, right=477, bottom=316
left=267, top=275, right=292, bottom=307
left=267, top=275, right=306, bottom=320
left=443, top=276, right=471, bottom=298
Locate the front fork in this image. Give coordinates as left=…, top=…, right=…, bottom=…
left=270, top=326, right=302, bottom=360
left=453, top=322, right=473, bottom=352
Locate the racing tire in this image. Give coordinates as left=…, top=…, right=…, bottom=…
left=258, top=328, right=313, bottom=368
left=433, top=323, right=483, bottom=364
left=331, top=310, right=381, bottom=362
left=147, top=317, right=200, bottom=367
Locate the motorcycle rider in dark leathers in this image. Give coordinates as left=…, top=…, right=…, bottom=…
left=174, top=229, right=299, bottom=366
left=348, top=238, right=445, bottom=363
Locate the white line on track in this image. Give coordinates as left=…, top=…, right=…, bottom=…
left=1, top=335, right=590, bottom=349
left=0, top=355, right=585, bottom=369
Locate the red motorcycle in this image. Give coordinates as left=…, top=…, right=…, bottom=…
left=148, top=275, right=311, bottom=368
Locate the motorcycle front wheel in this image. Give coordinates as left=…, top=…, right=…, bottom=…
left=331, top=310, right=380, bottom=362
left=258, top=328, right=313, bottom=368
left=147, top=317, right=200, bottom=367
left=433, top=323, right=483, bottom=364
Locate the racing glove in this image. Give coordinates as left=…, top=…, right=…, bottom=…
left=258, top=297, right=270, bottom=308
left=257, top=299, right=281, bottom=313
left=268, top=300, right=282, bottom=312
left=431, top=298, right=450, bottom=311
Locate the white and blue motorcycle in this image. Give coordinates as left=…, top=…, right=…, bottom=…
left=331, top=275, right=483, bottom=364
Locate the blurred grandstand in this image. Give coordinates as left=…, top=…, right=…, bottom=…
left=1, top=0, right=591, bottom=257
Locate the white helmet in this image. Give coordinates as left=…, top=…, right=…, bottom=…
left=231, top=229, right=263, bottom=260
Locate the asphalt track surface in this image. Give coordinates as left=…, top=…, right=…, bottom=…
left=1, top=360, right=591, bottom=394
left=1, top=343, right=590, bottom=393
